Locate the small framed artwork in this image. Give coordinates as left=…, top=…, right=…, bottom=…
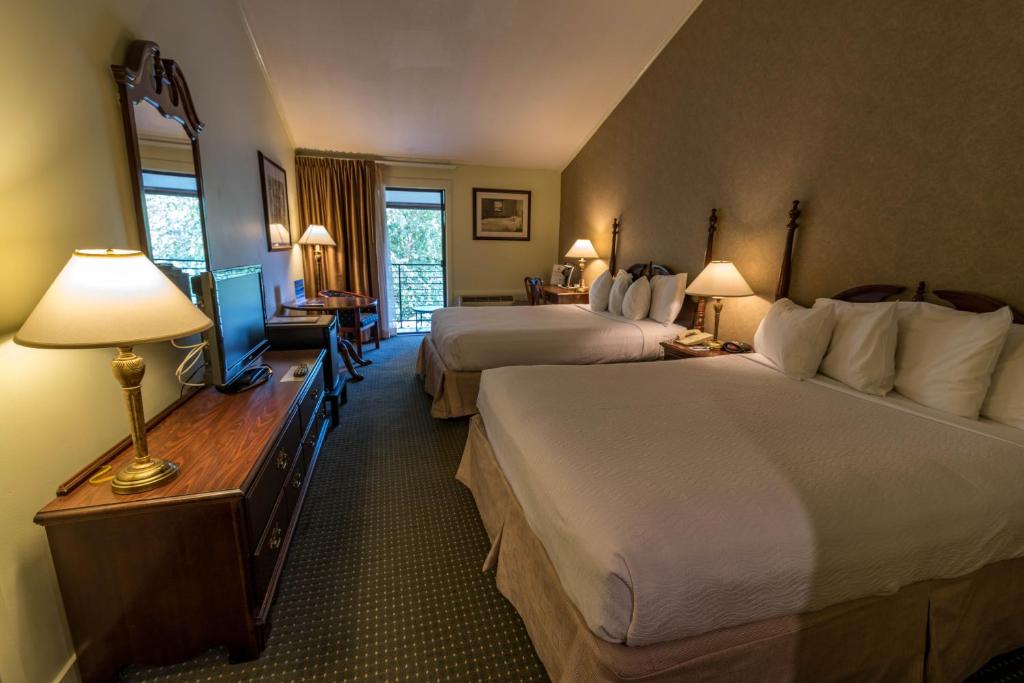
left=258, top=151, right=292, bottom=251
left=473, top=188, right=531, bottom=241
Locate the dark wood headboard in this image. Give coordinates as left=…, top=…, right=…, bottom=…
left=775, top=200, right=802, bottom=300
left=625, top=262, right=674, bottom=278
left=935, top=288, right=1024, bottom=324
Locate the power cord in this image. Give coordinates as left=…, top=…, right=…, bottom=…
left=172, top=337, right=208, bottom=389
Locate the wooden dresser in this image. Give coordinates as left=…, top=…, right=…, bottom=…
left=35, top=350, right=330, bottom=682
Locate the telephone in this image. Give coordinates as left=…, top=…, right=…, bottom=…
left=676, top=330, right=713, bottom=346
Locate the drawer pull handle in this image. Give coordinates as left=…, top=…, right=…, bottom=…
left=275, top=449, right=289, bottom=470
left=318, top=404, right=328, bottom=420
left=268, top=525, right=283, bottom=551
left=291, top=471, right=303, bottom=489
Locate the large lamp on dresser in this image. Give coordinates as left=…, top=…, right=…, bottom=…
left=685, top=260, right=754, bottom=347
left=14, top=249, right=212, bottom=494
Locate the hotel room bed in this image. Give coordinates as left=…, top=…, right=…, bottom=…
left=417, top=303, right=685, bottom=417
left=458, top=354, right=1024, bottom=681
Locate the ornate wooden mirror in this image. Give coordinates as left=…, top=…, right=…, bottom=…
left=112, top=40, right=211, bottom=285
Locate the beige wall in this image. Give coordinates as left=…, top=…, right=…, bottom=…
left=383, top=164, right=561, bottom=302
left=0, top=2, right=299, bottom=682
left=560, top=0, right=1024, bottom=342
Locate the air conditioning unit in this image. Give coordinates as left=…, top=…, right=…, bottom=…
left=459, top=294, right=516, bottom=307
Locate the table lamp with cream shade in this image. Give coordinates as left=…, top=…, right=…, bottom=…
left=685, top=260, right=754, bottom=347
left=298, top=224, right=336, bottom=297
left=14, top=249, right=212, bottom=494
left=564, top=239, right=599, bottom=290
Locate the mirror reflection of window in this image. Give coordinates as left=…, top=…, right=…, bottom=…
left=133, top=101, right=209, bottom=282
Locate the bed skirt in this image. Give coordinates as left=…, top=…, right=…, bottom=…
left=416, top=336, right=482, bottom=418
left=457, top=415, right=1024, bottom=682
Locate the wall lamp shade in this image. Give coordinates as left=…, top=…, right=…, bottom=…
left=14, top=249, right=212, bottom=348
left=564, top=239, right=599, bottom=260
left=14, top=249, right=213, bottom=495
left=297, top=224, right=336, bottom=247
left=685, top=260, right=754, bottom=298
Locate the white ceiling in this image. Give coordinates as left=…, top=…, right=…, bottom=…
left=240, top=0, right=702, bottom=170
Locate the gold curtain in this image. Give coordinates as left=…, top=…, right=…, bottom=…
left=295, top=156, right=383, bottom=298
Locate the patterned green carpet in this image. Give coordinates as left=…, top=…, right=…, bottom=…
left=123, top=334, right=1022, bottom=682
left=124, top=334, right=546, bottom=682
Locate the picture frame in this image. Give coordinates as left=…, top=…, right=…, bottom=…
left=258, top=151, right=292, bottom=251
left=472, top=188, right=531, bottom=241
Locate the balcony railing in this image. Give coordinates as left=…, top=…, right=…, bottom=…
left=391, top=262, right=444, bottom=333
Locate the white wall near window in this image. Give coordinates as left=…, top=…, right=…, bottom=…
left=383, top=165, right=561, bottom=303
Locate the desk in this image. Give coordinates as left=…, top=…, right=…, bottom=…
left=282, top=293, right=377, bottom=382
left=542, top=285, right=589, bottom=305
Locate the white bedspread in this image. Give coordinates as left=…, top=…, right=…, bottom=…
left=476, top=355, right=1024, bottom=646
left=430, top=304, right=684, bottom=371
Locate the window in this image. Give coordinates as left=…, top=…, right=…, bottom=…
left=142, top=171, right=208, bottom=280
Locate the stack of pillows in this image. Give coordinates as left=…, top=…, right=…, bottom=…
left=588, top=268, right=688, bottom=325
left=753, top=297, right=1023, bottom=427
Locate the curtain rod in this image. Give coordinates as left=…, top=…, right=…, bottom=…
left=295, top=148, right=456, bottom=170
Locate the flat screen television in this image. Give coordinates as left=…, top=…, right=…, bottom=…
left=192, top=265, right=271, bottom=392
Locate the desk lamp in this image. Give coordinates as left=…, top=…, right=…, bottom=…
left=685, top=260, right=754, bottom=347
left=15, top=249, right=212, bottom=494
left=298, top=224, right=336, bottom=296
left=564, top=239, right=599, bottom=290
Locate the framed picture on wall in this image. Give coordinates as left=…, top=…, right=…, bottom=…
left=258, top=151, right=292, bottom=251
left=472, top=188, right=531, bottom=241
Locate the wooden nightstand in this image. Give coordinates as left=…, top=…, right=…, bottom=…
left=660, top=340, right=737, bottom=360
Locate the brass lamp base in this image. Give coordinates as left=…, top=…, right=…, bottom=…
left=111, top=457, right=179, bottom=494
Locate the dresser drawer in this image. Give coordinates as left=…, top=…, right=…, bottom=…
left=298, top=372, right=325, bottom=432
left=301, top=397, right=330, bottom=469
left=284, top=454, right=307, bottom=512
left=245, top=415, right=301, bottom=544
left=251, top=490, right=290, bottom=604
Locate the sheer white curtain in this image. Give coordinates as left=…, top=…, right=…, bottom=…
left=372, top=163, right=397, bottom=338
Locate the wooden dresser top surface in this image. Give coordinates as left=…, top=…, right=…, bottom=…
left=36, top=349, right=321, bottom=524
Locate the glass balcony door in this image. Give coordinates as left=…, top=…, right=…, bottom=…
left=385, top=188, right=446, bottom=333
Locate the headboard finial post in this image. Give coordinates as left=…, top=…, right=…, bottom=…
left=693, top=208, right=720, bottom=332
left=609, top=216, right=622, bottom=274
left=913, top=281, right=926, bottom=302
left=774, top=200, right=802, bottom=301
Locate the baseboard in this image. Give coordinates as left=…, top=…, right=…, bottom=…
left=53, top=654, right=80, bottom=683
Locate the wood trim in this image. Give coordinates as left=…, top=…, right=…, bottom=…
left=934, top=289, right=1024, bottom=323
left=832, top=284, right=906, bottom=302
left=774, top=200, right=802, bottom=301
left=626, top=262, right=673, bottom=278
left=259, top=151, right=292, bottom=251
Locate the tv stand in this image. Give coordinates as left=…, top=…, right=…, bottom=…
left=217, top=362, right=272, bottom=393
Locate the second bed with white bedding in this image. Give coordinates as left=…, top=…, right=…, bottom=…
left=430, top=303, right=684, bottom=371
left=476, top=354, right=1024, bottom=646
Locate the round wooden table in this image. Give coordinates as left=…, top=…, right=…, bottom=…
left=282, top=292, right=379, bottom=382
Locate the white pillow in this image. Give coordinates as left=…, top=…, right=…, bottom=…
left=753, top=298, right=836, bottom=380
left=894, top=302, right=1012, bottom=418
left=607, top=270, right=632, bottom=316
left=982, top=324, right=1024, bottom=429
left=812, top=299, right=898, bottom=395
left=622, top=277, right=652, bottom=320
left=649, top=273, right=688, bottom=325
left=588, top=269, right=612, bottom=312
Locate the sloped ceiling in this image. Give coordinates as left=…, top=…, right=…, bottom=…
left=240, top=0, right=701, bottom=169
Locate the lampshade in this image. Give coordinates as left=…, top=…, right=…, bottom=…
left=268, top=223, right=290, bottom=244
left=298, top=224, right=336, bottom=247
left=14, top=249, right=212, bottom=349
left=685, top=260, right=754, bottom=298
left=564, top=239, right=599, bottom=260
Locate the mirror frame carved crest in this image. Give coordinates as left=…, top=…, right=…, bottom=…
left=111, top=40, right=210, bottom=267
